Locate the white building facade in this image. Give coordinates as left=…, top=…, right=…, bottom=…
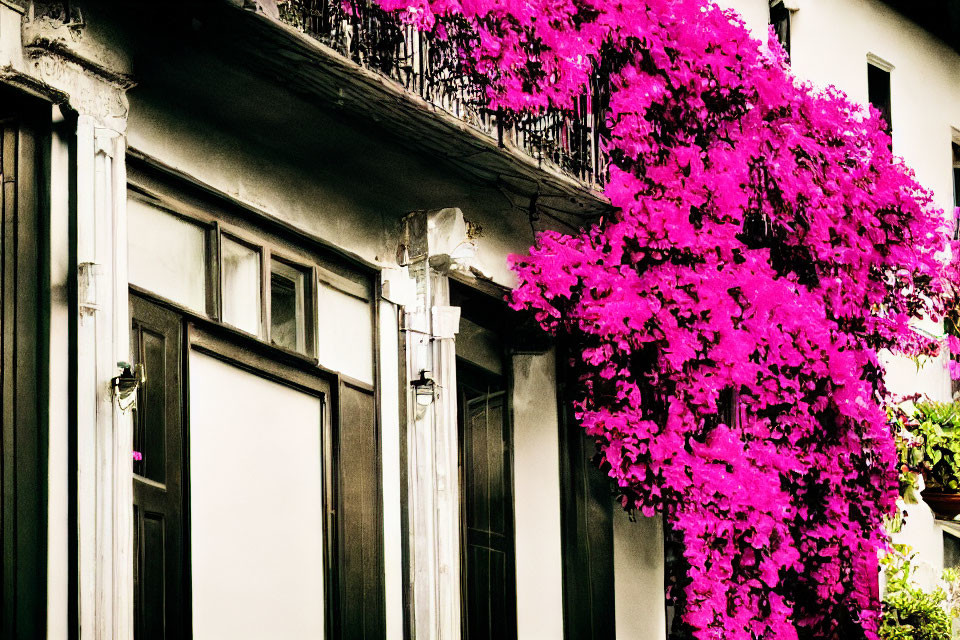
left=0, top=1, right=956, bottom=639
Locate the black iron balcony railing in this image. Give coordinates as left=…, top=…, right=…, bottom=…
left=277, top=0, right=607, bottom=188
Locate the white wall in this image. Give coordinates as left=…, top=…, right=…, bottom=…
left=125, top=75, right=541, bottom=291
left=789, top=0, right=958, bottom=402
left=379, top=300, right=405, bottom=640
left=511, top=351, right=565, bottom=639
left=721, top=0, right=774, bottom=36
left=614, top=512, right=667, bottom=639
left=720, top=0, right=960, bottom=220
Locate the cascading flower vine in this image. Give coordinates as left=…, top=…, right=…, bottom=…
left=370, top=0, right=960, bottom=637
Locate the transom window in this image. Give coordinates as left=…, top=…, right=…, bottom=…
left=127, top=190, right=372, bottom=381
left=129, top=195, right=315, bottom=355
left=127, top=198, right=208, bottom=313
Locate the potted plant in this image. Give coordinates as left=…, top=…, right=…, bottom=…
left=901, top=401, right=960, bottom=519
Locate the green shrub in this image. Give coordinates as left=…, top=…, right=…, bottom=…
left=879, top=546, right=953, bottom=640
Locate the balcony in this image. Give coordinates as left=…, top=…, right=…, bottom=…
left=273, top=0, right=607, bottom=191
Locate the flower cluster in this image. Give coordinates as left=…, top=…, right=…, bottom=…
left=371, top=0, right=960, bottom=636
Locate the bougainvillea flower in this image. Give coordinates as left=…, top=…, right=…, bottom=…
left=370, top=0, right=960, bottom=637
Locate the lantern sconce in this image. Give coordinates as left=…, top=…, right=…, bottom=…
left=411, top=369, right=436, bottom=406
left=112, top=361, right=145, bottom=413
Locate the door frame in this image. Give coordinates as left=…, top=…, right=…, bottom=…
left=130, top=291, right=340, bottom=638
left=126, top=152, right=387, bottom=638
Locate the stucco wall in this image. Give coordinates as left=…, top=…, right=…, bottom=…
left=512, top=351, right=566, bottom=639
left=614, top=512, right=668, bottom=639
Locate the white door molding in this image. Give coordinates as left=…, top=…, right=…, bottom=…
left=76, top=119, right=132, bottom=640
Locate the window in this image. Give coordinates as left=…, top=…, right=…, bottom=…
left=128, top=195, right=330, bottom=357
left=128, top=198, right=208, bottom=312
left=221, top=235, right=263, bottom=337
left=769, top=1, right=791, bottom=57
left=868, top=58, right=893, bottom=137
left=270, top=259, right=308, bottom=353
left=316, top=267, right=374, bottom=383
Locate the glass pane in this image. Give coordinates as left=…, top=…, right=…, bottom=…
left=128, top=199, right=206, bottom=311
left=316, top=280, right=373, bottom=383
left=133, top=327, right=167, bottom=483
left=271, top=261, right=306, bottom=353
left=189, top=352, right=325, bottom=639
left=221, top=236, right=261, bottom=336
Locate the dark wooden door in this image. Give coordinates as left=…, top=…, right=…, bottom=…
left=557, top=347, right=615, bottom=640
left=461, top=374, right=516, bottom=640
left=131, top=295, right=185, bottom=640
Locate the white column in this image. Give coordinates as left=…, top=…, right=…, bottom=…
left=76, top=118, right=133, bottom=640
left=379, top=298, right=405, bottom=639
left=47, top=104, right=72, bottom=640
left=402, top=209, right=472, bottom=640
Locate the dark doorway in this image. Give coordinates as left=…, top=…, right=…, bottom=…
left=0, top=89, right=49, bottom=640
left=459, top=361, right=517, bottom=640
left=556, top=342, right=615, bottom=640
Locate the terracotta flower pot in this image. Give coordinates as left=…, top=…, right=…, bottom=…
left=920, top=489, right=960, bottom=519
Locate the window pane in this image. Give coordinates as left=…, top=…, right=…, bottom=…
left=946, top=533, right=960, bottom=571
left=317, top=279, right=373, bottom=383
left=271, top=261, right=306, bottom=353
left=222, top=236, right=261, bottom=336
left=128, top=199, right=206, bottom=311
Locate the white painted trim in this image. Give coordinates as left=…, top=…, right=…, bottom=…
left=108, top=130, right=134, bottom=640
left=512, top=351, right=564, bottom=639
left=867, top=52, right=895, bottom=72
left=614, top=513, right=667, bottom=639
left=379, top=299, right=404, bottom=639
left=76, top=115, right=99, bottom=639
left=47, top=104, right=72, bottom=640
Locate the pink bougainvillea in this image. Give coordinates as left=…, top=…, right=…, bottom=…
left=372, top=0, right=959, bottom=637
